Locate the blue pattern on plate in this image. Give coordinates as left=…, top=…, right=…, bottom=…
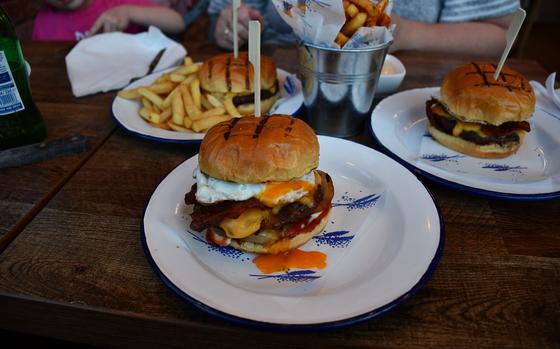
left=283, top=75, right=297, bottom=95
left=249, top=270, right=321, bottom=283
left=187, top=231, right=249, bottom=260
left=421, top=154, right=465, bottom=162
left=332, top=193, right=381, bottom=211
left=482, top=163, right=528, bottom=173
left=314, top=230, right=354, bottom=248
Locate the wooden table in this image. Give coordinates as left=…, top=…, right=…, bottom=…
left=0, top=41, right=558, bottom=349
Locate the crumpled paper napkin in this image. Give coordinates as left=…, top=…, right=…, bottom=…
left=66, top=26, right=186, bottom=97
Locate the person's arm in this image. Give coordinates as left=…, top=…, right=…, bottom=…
left=90, top=5, right=186, bottom=35
left=389, top=14, right=513, bottom=56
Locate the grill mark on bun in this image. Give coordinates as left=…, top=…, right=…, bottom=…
left=468, top=62, right=531, bottom=93
left=490, top=63, right=507, bottom=82
left=284, top=117, right=295, bottom=137
left=252, top=115, right=271, bottom=139
left=223, top=117, right=241, bottom=141
left=226, top=56, right=232, bottom=91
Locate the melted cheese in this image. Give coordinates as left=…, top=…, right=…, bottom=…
left=452, top=121, right=482, bottom=137
left=219, top=209, right=269, bottom=239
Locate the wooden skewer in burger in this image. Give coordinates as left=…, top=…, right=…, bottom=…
left=185, top=22, right=334, bottom=254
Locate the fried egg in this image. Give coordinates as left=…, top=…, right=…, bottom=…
left=195, top=169, right=316, bottom=206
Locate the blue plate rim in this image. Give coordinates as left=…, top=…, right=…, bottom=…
left=140, top=144, right=445, bottom=331
left=368, top=92, right=560, bottom=202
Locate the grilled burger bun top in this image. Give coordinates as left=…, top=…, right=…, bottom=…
left=199, top=115, right=319, bottom=183
left=441, top=62, right=535, bottom=126
left=198, top=52, right=279, bottom=116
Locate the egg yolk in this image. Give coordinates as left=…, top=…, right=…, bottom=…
left=257, top=180, right=314, bottom=207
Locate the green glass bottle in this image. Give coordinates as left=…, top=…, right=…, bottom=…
left=0, top=6, right=45, bottom=150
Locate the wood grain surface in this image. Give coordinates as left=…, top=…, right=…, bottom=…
left=0, top=41, right=115, bottom=246
left=0, top=42, right=559, bottom=348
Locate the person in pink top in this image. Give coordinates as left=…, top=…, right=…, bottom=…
left=33, top=0, right=186, bottom=41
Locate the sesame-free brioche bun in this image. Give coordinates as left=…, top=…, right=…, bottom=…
left=199, top=52, right=277, bottom=94
left=428, top=125, right=521, bottom=158
left=440, top=62, right=535, bottom=126
left=230, top=209, right=330, bottom=254
left=199, top=115, right=319, bottom=183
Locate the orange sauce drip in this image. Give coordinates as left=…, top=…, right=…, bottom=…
left=258, top=180, right=314, bottom=206
left=253, top=249, right=327, bottom=274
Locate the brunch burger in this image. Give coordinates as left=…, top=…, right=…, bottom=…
left=426, top=62, right=535, bottom=158
left=184, top=115, right=334, bottom=254
left=198, top=52, right=279, bottom=116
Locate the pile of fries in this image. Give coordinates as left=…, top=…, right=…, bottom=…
left=117, top=56, right=238, bottom=133
left=335, top=0, right=390, bottom=47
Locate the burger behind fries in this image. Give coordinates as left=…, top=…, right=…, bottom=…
left=199, top=52, right=279, bottom=117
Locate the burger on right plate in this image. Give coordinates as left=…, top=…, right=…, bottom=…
left=370, top=62, right=560, bottom=200
left=426, top=62, right=534, bottom=158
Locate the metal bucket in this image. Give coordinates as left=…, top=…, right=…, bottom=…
left=298, top=40, right=392, bottom=137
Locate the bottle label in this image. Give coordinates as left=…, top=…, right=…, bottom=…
left=0, top=51, right=24, bottom=115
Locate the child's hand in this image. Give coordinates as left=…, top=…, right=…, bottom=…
left=90, top=5, right=132, bottom=35
left=215, top=4, right=263, bottom=50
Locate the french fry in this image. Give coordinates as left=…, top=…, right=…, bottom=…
left=206, top=94, right=223, bottom=108
left=190, top=107, right=226, bottom=121
left=138, top=87, right=163, bottom=109
left=170, top=73, right=186, bottom=83
left=200, top=94, right=214, bottom=110
left=162, top=87, right=180, bottom=108
left=141, top=97, right=153, bottom=110
left=183, top=116, right=193, bottom=129
left=184, top=57, right=194, bottom=66
left=172, top=64, right=200, bottom=76
left=180, top=85, right=201, bottom=119
left=224, top=93, right=241, bottom=118
left=378, top=13, right=391, bottom=27
left=155, top=73, right=170, bottom=84
left=376, top=0, right=388, bottom=14
left=349, top=0, right=376, bottom=18
left=139, top=107, right=151, bottom=120
left=153, top=121, right=171, bottom=130
left=192, top=115, right=231, bottom=133
left=168, top=120, right=193, bottom=132
left=118, top=88, right=141, bottom=99
left=341, top=12, right=367, bottom=37
left=335, top=32, right=349, bottom=47
left=148, top=82, right=175, bottom=94
left=190, top=78, right=201, bottom=109
left=171, top=91, right=185, bottom=125
left=180, top=74, right=197, bottom=86
left=149, top=108, right=171, bottom=124
left=346, top=3, right=359, bottom=18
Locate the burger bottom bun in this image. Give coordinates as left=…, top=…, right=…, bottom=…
left=230, top=209, right=330, bottom=254
left=428, top=125, right=521, bottom=158
left=237, top=95, right=279, bottom=116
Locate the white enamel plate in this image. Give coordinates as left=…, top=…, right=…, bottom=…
left=112, top=67, right=303, bottom=143
left=370, top=87, right=560, bottom=200
left=142, top=136, right=443, bottom=329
